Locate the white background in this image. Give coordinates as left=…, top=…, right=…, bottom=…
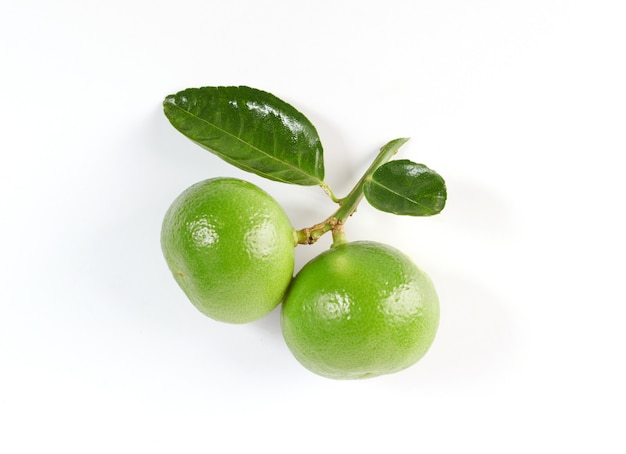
left=1, top=0, right=625, bottom=452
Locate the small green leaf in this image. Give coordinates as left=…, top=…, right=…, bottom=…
left=163, top=86, right=324, bottom=185
left=364, top=160, right=447, bottom=216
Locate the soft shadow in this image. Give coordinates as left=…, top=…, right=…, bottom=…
left=443, top=176, right=519, bottom=243
left=369, top=269, right=521, bottom=392
left=428, top=271, right=519, bottom=378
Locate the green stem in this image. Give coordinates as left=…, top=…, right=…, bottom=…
left=296, top=138, right=408, bottom=247
left=319, top=181, right=340, bottom=203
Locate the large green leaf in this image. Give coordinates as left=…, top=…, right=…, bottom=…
left=364, top=160, right=447, bottom=216
left=163, top=86, right=324, bottom=185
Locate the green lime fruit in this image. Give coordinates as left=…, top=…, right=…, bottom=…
left=281, top=241, right=439, bottom=379
left=161, top=177, right=296, bottom=324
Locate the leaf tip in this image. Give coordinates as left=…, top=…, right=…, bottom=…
left=163, top=94, right=177, bottom=106
left=396, top=137, right=410, bottom=143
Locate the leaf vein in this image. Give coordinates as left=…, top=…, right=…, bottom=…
left=368, top=179, right=435, bottom=213
left=167, top=102, right=321, bottom=184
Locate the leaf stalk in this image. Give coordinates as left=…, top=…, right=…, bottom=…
left=296, top=138, right=409, bottom=247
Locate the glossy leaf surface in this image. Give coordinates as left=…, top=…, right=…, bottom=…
left=364, top=160, right=447, bottom=216
left=163, top=86, right=324, bottom=185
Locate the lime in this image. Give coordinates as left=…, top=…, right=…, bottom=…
left=281, top=241, right=439, bottom=379
left=161, top=177, right=296, bottom=324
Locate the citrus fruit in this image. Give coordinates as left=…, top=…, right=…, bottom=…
left=161, top=177, right=296, bottom=324
left=281, top=241, right=439, bottom=379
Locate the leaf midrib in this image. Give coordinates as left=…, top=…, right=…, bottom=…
left=166, top=100, right=321, bottom=185
left=368, top=179, right=436, bottom=214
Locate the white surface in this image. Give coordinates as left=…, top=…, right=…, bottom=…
left=1, top=0, right=625, bottom=452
